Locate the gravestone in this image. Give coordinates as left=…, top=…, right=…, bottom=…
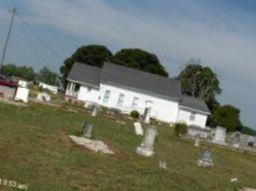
left=37, top=92, right=51, bottom=102
left=136, top=127, right=157, bottom=157
left=247, top=136, right=255, bottom=148
left=159, top=161, right=167, bottom=170
left=69, top=135, right=114, bottom=154
left=134, top=122, right=143, bottom=136
left=91, top=105, right=98, bottom=117
left=212, top=126, right=227, bottom=145
left=82, top=123, right=94, bottom=138
left=194, top=135, right=200, bottom=147
left=143, top=107, right=151, bottom=124
left=233, top=132, right=241, bottom=148
left=15, top=87, right=29, bottom=103
left=197, top=150, right=214, bottom=167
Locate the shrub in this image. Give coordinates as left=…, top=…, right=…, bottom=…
left=130, top=110, right=140, bottom=119
left=174, top=123, right=188, bottom=137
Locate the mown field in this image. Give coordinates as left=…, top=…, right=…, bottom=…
left=0, top=102, right=255, bottom=191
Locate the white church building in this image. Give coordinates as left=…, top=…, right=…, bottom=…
left=65, top=62, right=211, bottom=128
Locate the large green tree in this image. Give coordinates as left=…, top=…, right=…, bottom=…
left=178, top=59, right=221, bottom=110
left=112, top=48, right=169, bottom=77
left=60, top=45, right=113, bottom=84
left=38, top=67, right=58, bottom=86
left=2, top=64, right=36, bottom=81
left=210, top=105, right=242, bottom=132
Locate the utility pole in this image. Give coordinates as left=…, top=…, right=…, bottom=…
left=0, top=7, right=16, bottom=73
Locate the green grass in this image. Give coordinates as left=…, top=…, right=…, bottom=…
left=0, top=102, right=255, bottom=191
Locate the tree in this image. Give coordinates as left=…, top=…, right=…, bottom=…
left=18, top=66, right=35, bottom=81
left=174, top=123, right=188, bottom=137
left=38, top=67, right=58, bottom=85
left=178, top=58, right=221, bottom=110
left=240, top=126, right=256, bottom=136
left=1, top=64, right=19, bottom=77
left=112, top=48, right=168, bottom=77
left=210, top=105, right=242, bottom=132
left=1, top=64, right=36, bottom=81
left=60, top=45, right=113, bottom=84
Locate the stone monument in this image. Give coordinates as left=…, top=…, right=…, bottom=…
left=247, top=136, right=255, bottom=148
left=233, top=132, right=241, bottom=149
left=134, top=122, right=143, bottom=136
left=159, top=160, right=167, bottom=170
left=194, top=135, right=200, bottom=147
left=82, top=123, right=94, bottom=138
left=37, top=92, right=51, bottom=102
left=91, top=105, right=98, bottom=117
left=212, top=126, right=227, bottom=145
left=197, top=150, right=214, bottom=167
left=143, top=107, right=151, bottom=124
left=136, top=127, right=157, bottom=157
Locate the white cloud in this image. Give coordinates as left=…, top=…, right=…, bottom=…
left=22, top=0, right=256, bottom=78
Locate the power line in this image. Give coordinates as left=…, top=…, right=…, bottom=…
left=17, top=12, right=62, bottom=60
left=0, top=6, right=61, bottom=76
left=0, top=7, right=16, bottom=73
left=16, top=16, right=57, bottom=69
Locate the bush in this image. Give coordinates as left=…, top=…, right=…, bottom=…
left=174, top=123, right=188, bottom=137
left=130, top=110, right=140, bottom=119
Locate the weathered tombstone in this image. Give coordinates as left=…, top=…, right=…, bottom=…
left=136, top=127, right=157, bottom=157
left=37, top=92, right=51, bottom=102
left=159, top=160, right=167, bottom=170
left=143, top=107, right=151, bottom=124
left=15, top=87, right=29, bottom=103
left=197, top=150, right=214, bottom=167
left=230, top=178, right=238, bottom=183
left=69, top=135, right=114, bottom=154
left=212, top=126, right=227, bottom=145
left=18, top=80, right=28, bottom=88
left=233, top=132, right=241, bottom=149
left=91, top=105, right=98, bottom=117
left=82, top=123, right=94, bottom=138
left=134, top=122, right=143, bottom=136
left=194, top=135, right=200, bottom=147
left=247, top=136, right=255, bottom=148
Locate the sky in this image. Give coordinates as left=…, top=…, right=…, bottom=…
left=0, top=0, right=255, bottom=128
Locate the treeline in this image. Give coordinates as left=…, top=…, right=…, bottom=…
left=60, top=44, right=255, bottom=134
left=1, top=64, right=58, bottom=86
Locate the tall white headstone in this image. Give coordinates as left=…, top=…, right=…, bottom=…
left=134, top=122, right=143, bottom=136
left=194, top=135, right=200, bottom=147
left=233, top=132, right=241, bottom=149
left=91, top=106, right=98, bottom=117
left=212, top=126, right=227, bottom=145
left=15, top=87, right=29, bottom=103
left=136, top=127, right=157, bottom=157
left=143, top=107, right=151, bottom=124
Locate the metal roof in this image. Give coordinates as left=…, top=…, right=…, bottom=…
left=101, top=62, right=181, bottom=100
left=67, top=62, right=101, bottom=87
left=180, top=95, right=211, bottom=114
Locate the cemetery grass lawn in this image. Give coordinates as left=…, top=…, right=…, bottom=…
left=0, top=103, right=256, bottom=191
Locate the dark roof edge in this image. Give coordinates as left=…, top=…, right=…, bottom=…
left=67, top=78, right=100, bottom=88
left=179, top=105, right=211, bottom=115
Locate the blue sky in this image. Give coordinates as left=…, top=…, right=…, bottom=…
left=0, top=0, right=255, bottom=128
